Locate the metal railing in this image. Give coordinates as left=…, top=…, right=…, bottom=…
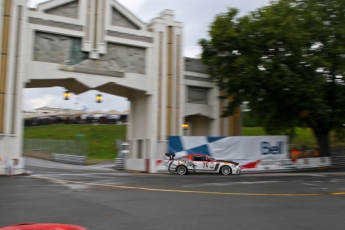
left=331, top=156, right=345, bottom=168
left=330, top=147, right=345, bottom=156
left=24, top=139, right=88, bottom=157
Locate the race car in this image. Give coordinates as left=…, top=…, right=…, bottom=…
left=165, top=153, right=241, bottom=175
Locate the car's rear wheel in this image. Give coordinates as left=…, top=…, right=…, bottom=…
left=176, top=166, right=188, bottom=175
left=220, top=166, right=232, bottom=175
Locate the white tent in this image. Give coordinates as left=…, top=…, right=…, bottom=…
left=23, top=112, right=65, bottom=119
left=120, top=110, right=130, bottom=115
left=91, top=110, right=106, bottom=114
left=61, top=110, right=88, bottom=116
left=106, top=110, right=122, bottom=115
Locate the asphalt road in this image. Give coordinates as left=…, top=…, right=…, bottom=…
left=1, top=165, right=345, bottom=230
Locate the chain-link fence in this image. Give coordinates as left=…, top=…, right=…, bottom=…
left=24, top=139, right=88, bottom=156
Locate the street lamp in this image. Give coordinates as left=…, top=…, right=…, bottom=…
left=96, top=94, right=103, bottom=103
left=182, top=123, right=189, bottom=130
left=64, top=91, right=70, bottom=100
left=182, top=123, right=189, bottom=136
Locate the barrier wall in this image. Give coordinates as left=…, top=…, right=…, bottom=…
left=126, top=159, right=146, bottom=172
left=23, top=149, right=52, bottom=161
left=239, top=157, right=331, bottom=172
left=0, top=158, right=25, bottom=175
left=155, top=157, right=332, bottom=173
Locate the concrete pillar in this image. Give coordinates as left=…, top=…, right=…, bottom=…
left=0, top=0, right=27, bottom=175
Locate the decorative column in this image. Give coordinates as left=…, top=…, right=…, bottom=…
left=0, top=0, right=27, bottom=175
left=149, top=10, right=183, bottom=141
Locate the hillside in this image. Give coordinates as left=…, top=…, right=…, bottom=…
left=24, top=125, right=344, bottom=159
left=24, top=124, right=126, bottom=160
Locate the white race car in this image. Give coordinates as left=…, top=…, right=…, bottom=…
left=166, top=153, right=241, bottom=175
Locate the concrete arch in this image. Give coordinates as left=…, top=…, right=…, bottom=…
left=0, top=0, right=240, bottom=174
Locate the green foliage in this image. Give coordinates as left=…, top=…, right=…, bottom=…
left=243, top=127, right=345, bottom=149
left=24, top=124, right=127, bottom=159
left=242, top=111, right=260, bottom=127
left=200, top=0, right=345, bottom=155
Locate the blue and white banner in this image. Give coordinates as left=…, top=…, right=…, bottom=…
left=168, top=136, right=288, bottom=160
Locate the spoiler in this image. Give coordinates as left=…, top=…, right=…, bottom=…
left=165, top=153, right=175, bottom=160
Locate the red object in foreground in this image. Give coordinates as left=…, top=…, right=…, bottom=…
left=0, top=223, right=87, bottom=230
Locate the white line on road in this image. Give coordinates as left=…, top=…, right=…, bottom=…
left=303, top=183, right=320, bottom=186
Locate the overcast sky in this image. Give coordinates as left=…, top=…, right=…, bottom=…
left=25, top=0, right=271, bottom=112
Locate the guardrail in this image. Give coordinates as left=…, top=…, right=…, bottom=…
left=52, top=153, right=87, bottom=165
left=331, top=156, right=345, bottom=168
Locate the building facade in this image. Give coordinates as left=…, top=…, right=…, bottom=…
left=0, top=0, right=240, bottom=173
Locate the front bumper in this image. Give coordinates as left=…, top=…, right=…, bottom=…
left=234, top=166, right=241, bottom=174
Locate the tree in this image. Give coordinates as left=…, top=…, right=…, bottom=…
left=199, top=0, right=345, bottom=156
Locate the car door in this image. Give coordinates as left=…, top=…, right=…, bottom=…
left=192, top=156, right=213, bottom=172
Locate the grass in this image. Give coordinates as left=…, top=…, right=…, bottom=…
left=24, top=125, right=345, bottom=160
left=24, top=124, right=126, bottom=160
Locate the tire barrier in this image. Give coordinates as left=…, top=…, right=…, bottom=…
left=114, top=157, right=125, bottom=170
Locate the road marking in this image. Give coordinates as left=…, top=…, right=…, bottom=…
left=30, top=175, right=345, bottom=197
left=332, top=192, right=345, bottom=195
left=183, top=181, right=282, bottom=187
left=303, top=183, right=319, bottom=186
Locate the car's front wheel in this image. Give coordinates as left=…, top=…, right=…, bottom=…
left=176, top=166, right=188, bottom=175
left=220, top=166, right=232, bottom=175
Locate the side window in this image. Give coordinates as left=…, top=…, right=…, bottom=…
left=193, top=156, right=204, bottom=161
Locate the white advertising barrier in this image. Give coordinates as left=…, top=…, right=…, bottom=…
left=168, top=136, right=288, bottom=160
left=155, top=159, right=296, bottom=173
left=156, top=136, right=331, bottom=173
left=155, top=160, right=168, bottom=172
left=295, top=157, right=331, bottom=169
left=229, top=157, right=331, bottom=172
left=208, top=136, right=288, bottom=160
left=155, top=157, right=332, bottom=173
left=239, top=159, right=296, bottom=172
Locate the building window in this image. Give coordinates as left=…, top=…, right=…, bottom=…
left=187, top=86, right=209, bottom=104
left=137, top=139, right=142, bottom=159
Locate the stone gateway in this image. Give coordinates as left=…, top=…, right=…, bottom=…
left=0, top=0, right=240, bottom=174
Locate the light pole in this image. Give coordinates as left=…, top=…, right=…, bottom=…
left=96, top=94, right=103, bottom=103
left=182, top=123, right=189, bottom=136
left=64, top=91, right=70, bottom=100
